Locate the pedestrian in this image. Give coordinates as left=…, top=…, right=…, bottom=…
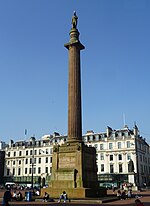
left=127, top=189, right=132, bottom=198
left=121, top=190, right=126, bottom=200
left=2, top=188, right=12, bottom=206
left=135, top=199, right=144, bottom=206
left=58, top=191, right=68, bottom=203
left=17, top=191, right=23, bottom=201
left=117, top=189, right=121, bottom=200
left=35, top=190, right=40, bottom=196
left=143, top=183, right=146, bottom=189
left=12, top=190, right=17, bottom=201
left=43, top=192, right=49, bottom=202
left=112, top=183, right=115, bottom=193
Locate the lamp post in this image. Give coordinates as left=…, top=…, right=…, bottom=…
left=30, top=136, right=35, bottom=190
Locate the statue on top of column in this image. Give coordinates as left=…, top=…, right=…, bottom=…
left=72, top=11, right=78, bottom=29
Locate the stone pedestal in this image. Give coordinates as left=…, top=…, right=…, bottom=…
left=42, top=141, right=105, bottom=198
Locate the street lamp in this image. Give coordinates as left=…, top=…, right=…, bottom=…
left=30, top=136, right=35, bottom=190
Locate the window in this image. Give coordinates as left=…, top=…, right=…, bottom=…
left=30, top=150, right=32, bottom=155
left=111, top=133, right=116, bottom=138
left=13, top=161, right=15, bottom=165
left=84, top=136, right=88, bottom=142
left=118, top=154, right=122, bottom=161
left=89, top=135, right=93, bottom=141
left=30, top=158, right=32, bottom=164
left=7, top=169, right=10, bottom=176
left=141, top=165, right=144, bottom=173
left=140, top=165, right=143, bottom=173
left=101, top=134, right=106, bottom=139
left=127, top=154, right=131, bottom=160
left=110, top=164, right=114, bottom=173
left=25, top=159, right=28, bottom=164
left=45, top=157, right=48, bottom=163
left=143, top=156, right=145, bottom=162
left=50, top=157, right=52, bottom=163
left=124, top=132, right=128, bottom=137
left=110, top=155, right=113, bottom=161
left=19, top=151, right=22, bottom=156
left=46, top=149, right=48, bottom=154
left=13, top=152, right=16, bottom=156
left=25, top=168, right=27, bottom=174
left=45, top=167, right=48, bottom=173
left=29, top=168, right=32, bottom=174
left=100, top=144, right=104, bottom=150
left=34, top=150, right=37, bottom=155
left=50, top=148, right=53, bottom=154
left=18, top=168, right=21, bottom=175
left=119, top=164, right=123, bottom=173
left=109, top=143, right=113, bottom=149
left=19, top=160, right=21, bottom=165
left=7, top=161, right=10, bottom=165
left=94, top=144, right=98, bottom=150
left=100, top=153, right=104, bottom=160
left=34, top=158, right=36, bottom=164
left=50, top=167, right=52, bottom=173
left=118, top=142, right=121, bottom=149
left=140, top=155, right=142, bottom=161
left=95, top=135, right=99, bottom=141
left=13, top=168, right=15, bottom=175
left=26, top=150, right=28, bottom=155
left=39, top=158, right=41, bottom=164
left=38, top=167, right=41, bottom=174
left=101, top=164, right=104, bottom=172
left=127, top=141, right=130, bottom=148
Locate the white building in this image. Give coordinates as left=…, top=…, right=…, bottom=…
left=83, top=125, right=150, bottom=189
left=2, top=125, right=150, bottom=189
left=2, top=132, right=67, bottom=186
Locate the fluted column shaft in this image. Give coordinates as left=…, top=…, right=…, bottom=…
left=68, top=44, right=82, bottom=141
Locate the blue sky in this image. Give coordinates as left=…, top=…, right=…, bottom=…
left=0, top=0, right=150, bottom=143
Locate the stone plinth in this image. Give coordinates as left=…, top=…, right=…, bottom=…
left=41, top=141, right=105, bottom=198
left=50, top=142, right=98, bottom=188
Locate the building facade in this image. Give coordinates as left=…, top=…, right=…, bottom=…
left=83, top=125, right=150, bottom=189
left=3, top=134, right=63, bottom=186
left=1, top=125, right=150, bottom=189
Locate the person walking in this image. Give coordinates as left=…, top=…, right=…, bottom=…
left=2, top=188, right=12, bottom=206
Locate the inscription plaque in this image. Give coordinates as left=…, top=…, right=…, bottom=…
left=59, top=155, right=76, bottom=168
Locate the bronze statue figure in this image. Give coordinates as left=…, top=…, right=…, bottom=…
left=72, top=11, right=78, bottom=29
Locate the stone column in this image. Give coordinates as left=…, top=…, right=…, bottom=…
left=64, top=18, right=85, bottom=142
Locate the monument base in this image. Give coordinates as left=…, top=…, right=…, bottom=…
left=41, top=187, right=106, bottom=198
left=41, top=141, right=107, bottom=198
